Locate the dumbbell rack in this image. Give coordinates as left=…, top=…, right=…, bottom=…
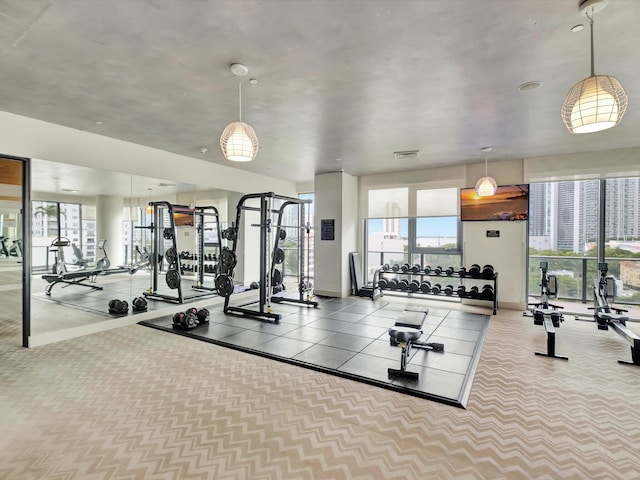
left=375, top=267, right=498, bottom=315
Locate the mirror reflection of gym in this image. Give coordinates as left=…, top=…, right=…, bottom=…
left=0, top=157, right=23, bottom=340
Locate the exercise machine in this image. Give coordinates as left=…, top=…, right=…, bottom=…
left=41, top=237, right=104, bottom=295
left=219, top=192, right=316, bottom=323
left=0, top=236, right=9, bottom=257
left=71, top=239, right=111, bottom=271
left=591, top=263, right=640, bottom=366
left=387, top=309, right=444, bottom=380
left=143, top=202, right=221, bottom=304
left=527, top=261, right=567, bottom=360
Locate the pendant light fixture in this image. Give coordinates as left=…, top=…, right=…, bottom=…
left=475, top=147, right=497, bottom=197
left=220, top=63, right=259, bottom=162
left=561, top=0, right=627, bottom=134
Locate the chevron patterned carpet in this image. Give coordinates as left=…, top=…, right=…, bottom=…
left=1, top=301, right=639, bottom=479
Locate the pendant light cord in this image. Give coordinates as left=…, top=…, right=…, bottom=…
left=484, top=155, right=488, bottom=176
left=587, top=10, right=595, bottom=76
left=238, top=81, right=242, bottom=122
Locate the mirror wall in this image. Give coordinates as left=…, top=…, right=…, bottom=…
left=29, top=158, right=230, bottom=344
left=0, top=157, right=24, bottom=344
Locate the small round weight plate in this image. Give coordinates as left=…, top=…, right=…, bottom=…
left=165, top=247, right=177, bottom=266
left=274, top=247, right=285, bottom=264
left=215, top=273, right=234, bottom=297
left=163, top=227, right=174, bottom=240
left=166, top=269, right=181, bottom=289
left=278, top=228, right=286, bottom=241
left=219, top=248, right=237, bottom=272
left=271, top=268, right=283, bottom=286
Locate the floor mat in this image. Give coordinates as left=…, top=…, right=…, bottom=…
left=140, top=296, right=489, bottom=408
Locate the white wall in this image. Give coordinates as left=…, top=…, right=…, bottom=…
left=96, top=195, right=124, bottom=266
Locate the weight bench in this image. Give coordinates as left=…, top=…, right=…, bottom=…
left=42, top=269, right=104, bottom=296
left=387, top=309, right=444, bottom=380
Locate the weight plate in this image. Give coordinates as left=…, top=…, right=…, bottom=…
left=163, top=227, right=174, bottom=240
left=274, top=247, right=285, bottom=264
left=219, top=248, right=237, bottom=272
left=215, top=273, right=234, bottom=297
left=272, top=268, right=283, bottom=286
left=165, top=247, right=177, bottom=266
left=166, top=269, right=181, bottom=289
left=278, top=228, right=286, bottom=240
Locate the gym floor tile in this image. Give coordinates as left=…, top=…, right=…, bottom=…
left=442, top=316, right=487, bottom=331
left=283, top=326, right=333, bottom=344
left=360, top=338, right=407, bottom=361
left=191, top=323, right=245, bottom=341
left=325, top=311, right=367, bottom=322
left=339, top=353, right=398, bottom=383
left=250, top=321, right=299, bottom=336
left=434, top=326, right=482, bottom=342
left=220, top=316, right=267, bottom=330
left=391, top=365, right=466, bottom=400
left=317, top=332, right=375, bottom=352
left=292, top=344, right=356, bottom=369
left=304, top=317, right=353, bottom=332
left=255, top=336, right=315, bottom=358
left=340, top=304, right=384, bottom=315
left=425, top=335, right=478, bottom=356
left=278, top=313, right=322, bottom=326
left=339, top=322, right=388, bottom=339
left=222, top=330, right=278, bottom=348
left=358, top=315, right=396, bottom=328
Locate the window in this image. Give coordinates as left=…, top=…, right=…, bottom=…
left=528, top=177, right=640, bottom=305
left=365, top=187, right=461, bottom=281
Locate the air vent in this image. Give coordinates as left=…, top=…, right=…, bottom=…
left=393, top=150, right=420, bottom=160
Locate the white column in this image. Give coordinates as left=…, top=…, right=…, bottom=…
left=96, top=195, right=123, bottom=267
left=314, top=171, right=358, bottom=297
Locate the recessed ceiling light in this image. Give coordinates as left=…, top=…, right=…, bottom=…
left=481, top=147, right=492, bottom=153
left=335, top=158, right=342, bottom=162
left=95, top=121, right=103, bottom=125
left=61, top=188, right=79, bottom=193
left=518, top=81, right=542, bottom=92
left=249, top=78, right=258, bottom=85
left=571, top=24, right=584, bottom=32
left=157, top=183, right=175, bottom=187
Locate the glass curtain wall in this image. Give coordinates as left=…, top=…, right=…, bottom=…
left=528, top=177, right=640, bottom=305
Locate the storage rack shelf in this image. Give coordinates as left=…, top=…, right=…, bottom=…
left=375, top=266, right=498, bottom=315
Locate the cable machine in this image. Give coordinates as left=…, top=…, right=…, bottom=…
left=143, top=201, right=222, bottom=304
left=217, top=192, right=316, bottom=323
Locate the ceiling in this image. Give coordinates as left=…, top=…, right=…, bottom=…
left=0, top=0, right=638, bottom=185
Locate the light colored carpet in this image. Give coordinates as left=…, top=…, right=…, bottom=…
left=1, top=305, right=639, bottom=479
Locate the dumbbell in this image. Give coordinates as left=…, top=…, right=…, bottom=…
left=131, top=297, right=148, bottom=312
left=398, top=279, right=410, bottom=290
left=423, top=266, right=431, bottom=274
left=420, top=281, right=431, bottom=293
left=172, top=311, right=197, bottom=329
left=456, top=285, right=467, bottom=297
left=444, top=285, right=454, bottom=296
left=408, top=280, right=420, bottom=292
left=481, top=284, right=494, bottom=299
left=482, top=265, right=495, bottom=279
left=401, top=263, right=411, bottom=273
left=445, top=266, right=455, bottom=276
left=108, top=299, right=129, bottom=315
left=433, top=266, right=443, bottom=275
left=377, top=278, right=389, bottom=289
left=458, top=266, right=467, bottom=276
left=391, top=264, right=400, bottom=272
left=468, top=264, right=481, bottom=278
left=411, top=264, right=421, bottom=274
left=467, top=286, right=479, bottom=298
left=431, top=284, right=442, bottom=294
left=196, top=308, right=210, bottom=324
left=382, top=264, right=390, bottom=271
left=387, top=278, right=399, bottom=289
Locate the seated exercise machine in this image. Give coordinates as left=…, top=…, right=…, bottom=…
left=387, top=309, right=445, bottom=380
left=71, top=239, right=111, bottom=271
left=591, top=263, right=640, bottom=366
left=0, top=236, right=10, bottom=257
left=41, top=237, right=104, bottom=296
left=527, top=261, right=567, bottom=360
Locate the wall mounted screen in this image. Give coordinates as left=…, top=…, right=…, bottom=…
left=460, top=184, right=529, bottom=221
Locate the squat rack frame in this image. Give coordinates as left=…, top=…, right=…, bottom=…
left=223, top=192, right=316, bottom=323
left=143, top=201, right=222, bottom=304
